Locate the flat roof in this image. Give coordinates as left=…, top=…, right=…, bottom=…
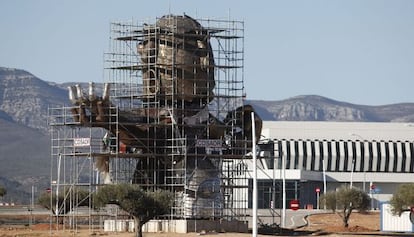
left=262, top=121, right=414, bottom=141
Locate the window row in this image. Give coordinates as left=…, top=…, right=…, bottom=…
left=259, top=140, right=414, bottom=173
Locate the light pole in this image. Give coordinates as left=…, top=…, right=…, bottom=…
left=30, top=185, right=35, bottom=226
left=281, top=151, right=286, bottom=228
left=350, top=158, right=354, bottom=188
left=322, top=156, right=327, bottom=209
left=251, top=112, right=258, bottom=237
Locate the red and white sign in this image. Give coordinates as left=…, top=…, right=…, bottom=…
left=290, top=199, right=300, bottom=211
left=315, top=188, right=321, bottom=193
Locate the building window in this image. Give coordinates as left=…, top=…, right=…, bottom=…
left=248, top=180, right=300, bottom=209
left=384, top=142, right=390, bottom=172
left=310, top=141, right=316, bottom=170
left=318, top=142, right=324, bottom=171
left=393, top=142, right=398, bottom=172
left=360, top=141, right=365, bottom=172
left=327, top=141, right=333, bottom=171
left=376, top=142, right=382, bottom=172
left=335, top=141, right=341, bottom=171
left=302, top=141, right=308, bottom=170
left=303, top=141, right=310, bottom=170
left=294, top=141, right=299, bottom=169
left=343, top=142, right=349, bottom=171
left=277, top=140, right=283, bottom=169
left=401, top=142, right=407, bottom=172
left=351, top=141, right=357, bottom=172
left=410, top=143, right=414, bottom=172
left=286, top=141, right=291, bottom=169
left=368, top=142, right=373, bottom=172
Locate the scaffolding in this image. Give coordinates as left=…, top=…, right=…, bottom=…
left=49, top=15, right=251, bottom=233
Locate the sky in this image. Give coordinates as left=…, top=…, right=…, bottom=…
left=1, top=0, right=414, bottom=106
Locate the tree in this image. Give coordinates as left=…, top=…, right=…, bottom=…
left=93, top=184, right=173, bottom=237
left=38, top=187, right=90, bottom=215
left=389, top=183, right=414, bottom=216
left=320, top=185, right=370, bottom=227
left=0, top=186, right=6, bottom=197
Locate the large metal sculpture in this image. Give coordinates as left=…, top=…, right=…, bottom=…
left=68, top=15, right=262, bottom=218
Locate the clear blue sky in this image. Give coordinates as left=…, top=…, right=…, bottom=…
left=1, top=0, right=414, bottom=105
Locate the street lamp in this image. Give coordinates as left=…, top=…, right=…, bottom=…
left=350, top=158, right=355, bottom=189
left=281, top=151, right=286, bottom=228
left=251, top=112, right=258, bottom=237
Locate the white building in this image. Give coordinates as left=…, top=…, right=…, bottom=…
left=247, top=121, right=414, bottom=209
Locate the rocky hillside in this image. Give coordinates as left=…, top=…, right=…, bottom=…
left=0, top=67, right=69, bottom=134
left=0, top=67, right=68, bottom=202
left=2, top=67, right=414, bottom=133
left=248, top=95, right=414, bottom=122
left=1, top=66, right=414, bottom=203
left=0, top=117, right=50, bottom=203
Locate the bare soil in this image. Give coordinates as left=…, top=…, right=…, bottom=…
left=299, top=211, right=381, bottom=234
left=0, top=211, right=381, bottom=236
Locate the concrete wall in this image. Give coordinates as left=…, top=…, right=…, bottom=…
left=104, top=219, right=248, bottom=233
left=381, top=203, right=414, bottom=232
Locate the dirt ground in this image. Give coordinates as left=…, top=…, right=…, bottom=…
left=0, top=212, right=381, bottom=237
left=299, top=211, right=380, bottom=233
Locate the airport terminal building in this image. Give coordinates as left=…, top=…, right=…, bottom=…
left=248, top=121, right=414, bottom=209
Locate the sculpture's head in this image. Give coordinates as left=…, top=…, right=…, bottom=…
left=138, top=15, right=215, bottom=104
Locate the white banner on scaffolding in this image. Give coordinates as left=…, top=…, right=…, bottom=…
left=73, top=138, right=91, bottom=147
left=195, top=139, right=222, bottom=148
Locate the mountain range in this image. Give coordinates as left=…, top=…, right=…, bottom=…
left=1, top=66, right=414, bottom=203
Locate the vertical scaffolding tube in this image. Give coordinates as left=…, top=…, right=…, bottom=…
left=55, top=154, right=61, bottom=216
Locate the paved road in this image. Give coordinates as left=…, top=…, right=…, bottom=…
left=246, top=208, right=329, bottom=229
left=0, top=206, right=49, bottom=215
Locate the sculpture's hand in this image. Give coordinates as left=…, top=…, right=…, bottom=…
left=68, top=83, right=113, bottom=126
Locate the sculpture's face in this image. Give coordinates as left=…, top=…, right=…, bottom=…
left=137, top=15, right=215, bottom=103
